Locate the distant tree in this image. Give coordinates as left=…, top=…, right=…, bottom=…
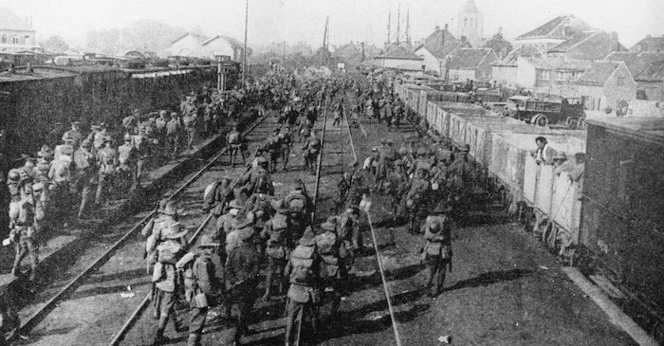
left=42, top=35, right=70, bottom=54
left=484, top=30, right=513, bottom=59
left=84, top=19, right=187, bottom=56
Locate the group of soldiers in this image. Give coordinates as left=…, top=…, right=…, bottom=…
left=142, top=73, right=359, bottom=346
left=1, top=85, right=260, bottom=284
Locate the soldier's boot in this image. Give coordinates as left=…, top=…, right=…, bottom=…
left=262, top=271, right=274, bottom=301
left=230, top=152, right=236, bottom=168
left=11, top=250, right=26, bottom=277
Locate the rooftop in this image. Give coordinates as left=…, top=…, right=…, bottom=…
left=376, top=45, right=423, bottom=60
left=575, top=61, right=621, bottom=86
left=0, top=8, right=33, bottom=32
left=448, top=48, right=495, bottom=70
left=586, top=116, right=664, bottom=145
left=516, top=15, right=592, bottom=41
left=634, top=60, right=664, bottom=82
left=605, top=51, right=664, bottom=77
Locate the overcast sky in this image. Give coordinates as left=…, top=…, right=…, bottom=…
left=2, top=0, right=663, bottom=48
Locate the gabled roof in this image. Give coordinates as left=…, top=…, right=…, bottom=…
left=575, top=61, right=622, bottom=86
left=548, top=30, right=599, bottom=52
left=0, top=8, right=33, bottom=32
left=493, top=45, right=543, bottom=66
left=171, top=33, right=209, bottom=45
left=375, top=45, right=422, bottom=60
left=202, top=35, right=243, bottom=49
left=423, top=27, right=460, bottom=56
left=631, top=35, right=664, bottom=53
left=516, top=15, right=592, bottom=41
left=448, top=48, right=496, bottom=70
left=634, top=60, right=664, bottom=82
left=604, top=51, right=664, bottom=76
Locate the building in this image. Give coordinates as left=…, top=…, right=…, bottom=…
left=0, top=8, right=39, bottom=53
left=414, top=45, right=443, bottom=76
left=423, top=24, right=460, bottom=54
left=633, top=60, right=664, bottom=101
left=373, top=45, right=423, bottom=71
left=630, top=35, right=664, bottom=53
left=447, top=48, right=497, bottom=83
left=201, top=35, right=244, bottom=61
left=604, top=51, right=664, bottom=101
left=491, top=46, right=543, bottom=88
left=456, top=0, right=483, bottom=47
left=547, top=30, right=624, bottom=61
left=574, top=61, right=636, bottom=111
left=515, top=15, right=592, bottom=51
left=166, top=33, right=209, bottom=58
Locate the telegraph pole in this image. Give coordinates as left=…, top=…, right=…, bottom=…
left=242, top=0, right=248, bottom=87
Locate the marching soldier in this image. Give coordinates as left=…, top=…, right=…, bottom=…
left=279, top=126, right=293, bottom=171
left=123, top=109, right=139, bottom=135
left=302, top=130, right=320, bottom=175
left=260, top=199, right=291, bottom=301
left=133, top=125, right=153, bottom=190
left=226, top=124, right=245, bottom=168
left=284, top=227, right=321, bottom=346
left=316, top=218, right=347, bottom=319
left=182, top=109, right=198, bottom=152
left=95, top=137, right=117, bottom=206
left=63, top=121, right=83, bottom=149
left=225, top=227, right=260, bottom=346
left=264, top=128, right=281, bottom=173
left=73, top=139, right=97, bottom=220
left=10, top=201, right=39, bottom=281
left=117, top=134, right=137, bottom=191
left=422, top=214, right=453, bottom=297
left=176, top=234, right=222, bottom=346
left=337, top=206, right=361, bottom=270
left=166, top=112, right=181, bottom=160
left=237, top=157, right=274, bottom=198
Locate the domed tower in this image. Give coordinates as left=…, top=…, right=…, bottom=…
left=456, top=0, right=483, bottom=47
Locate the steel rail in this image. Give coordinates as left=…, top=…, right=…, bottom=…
left=17, top=113, right=269, bottom=338
left=310, top=96, right=329, bottom=224
left=343, top=84, right=403, bottom=346
left=108, top=112, right=276, bottom=345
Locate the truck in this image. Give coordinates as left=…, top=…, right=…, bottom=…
left=508, top=95, right=585, bottom=128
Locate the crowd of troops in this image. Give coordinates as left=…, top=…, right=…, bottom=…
left=1, top=85, right=261, bottom=285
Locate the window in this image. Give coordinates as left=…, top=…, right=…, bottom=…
left=617, top=76, right=625, bottom=86
left=1, top=35, right=5, bottom=44
left=464, top=18, right=468, bottom=26
left=12, top=36, right=18, bottom=44
left=538, top=70, right=550, bottom=80
left=556, top=72, right=564, bottom=81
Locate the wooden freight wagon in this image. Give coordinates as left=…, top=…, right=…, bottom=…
left=581, top=117, right=664, bottom=308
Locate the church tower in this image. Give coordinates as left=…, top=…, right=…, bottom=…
left=456, top=0, right=483, bottom=47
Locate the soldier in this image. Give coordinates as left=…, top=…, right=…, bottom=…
left=155, top=111, right=168, bottom=160
left=337, top=206, right=361, bottom=270
left=284, top=227, right=321, bottom=346
left=73, top=139, right=97, bottom=220
left=237, top=157, right=274, bottom=198
left=302, top=130, right=320, bottom=175
left=422, top=214, right=453, bottom=297
left=133, top=126, right=153, bottom=190
left=10, top=201, right=38, bottom=281
left=261, top=199, right=291, bottom=301
left=284, top=179, right=312, bottom=241
left=95, top=137, right=118, bottom=206
left=54, top=132, right=75, bottom=162
left=166, top=112, right=181, bottom=160
left=63, top=121, right=83, bottom=149
left=225, top=226, right=260, bottom=346
left=384, top=159, right=409, bottom=219
left=182, top=109, right=198, bottom=152
left=403, top=165, right=431, bottom=234
left=176, top=234, right=222, bottom=346
left=279, top=126, right=293, bottom=171
left=117, top=133, right=137, bottom=192
left=215, top=199, right=244, bottom=253
left=448, top=144, right=472, bottom=221
left=123, top=109, right=139, bottom=135
left=316, top=219, right=347, bottom=319
left=93, top=124, right=108, bottom=151
left=336, top=161, right=358, bottom=213
left=264, top=128, right=282, bottom=173
left=46, top=122, right=65, bottom=148
left=226, top=124, right=245, bottom=168
left=203, top=178, right=233, bottom=218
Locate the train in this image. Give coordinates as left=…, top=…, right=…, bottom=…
left=395, top=82, right=664, bottom=340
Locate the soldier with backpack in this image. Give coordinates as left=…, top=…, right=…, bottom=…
left=302, top=130, right=320, bottom=175
left=166, top=112, right=181, bottom=160
left=237, top=157, right=274, bottom=198
left=279, top=126, right=293, bottom=171
left=226, top=125, right=245, bottom=168
left=422, top=214, right=453, bottom=297
left=203, top=178, right=233, bottom=218
left=117, top=134, right=136, bottom=192
left=182, top=110, right=198, bottom=152
left=225, top=227, right=260, bottom=346
left=284, top=227, right=321, bottom=346
left=315, top=218, right=347, bottom=319
left=260, top=199, right=292, bottom=301
left=176, top=235, right=222, bottom=346
left=284, top=180, right=311, bottom=242
left=95, top=137, right=117, bottom=206
left=9, top=201, right=39, bottom=281
left=265, top=128, right=282, bottom=173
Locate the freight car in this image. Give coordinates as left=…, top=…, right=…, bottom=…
left=400, top=87, right=664, bottom=340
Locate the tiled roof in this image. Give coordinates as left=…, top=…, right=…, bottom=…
left=494, top=45, right=543, bottom=66
left=202, top=35, right=243, bottom=48
left=448, top=48, right=496, bottom=70
left=376, top=45, right=422, bottom=60
left=631, top=36, right=664, bottom=52
left=0, top=8, right=33, bottom=32
left=548, top=31, right=599, bottom=52
left=516, top=15, right=592, bottom=41
left=424, top=28, right=460, bottom=57
left=604, top=51, right=664, bottom=76
left=634, top=60, right=664, bottom=82
left=575, top=61, right=621, bottom=86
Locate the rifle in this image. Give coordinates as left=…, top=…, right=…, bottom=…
left=448, top=257, right=453, bottom=273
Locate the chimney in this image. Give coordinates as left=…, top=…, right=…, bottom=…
left=435, top=26, right=440, bottom=32
left=444, top=23, right=448, bottom=31
left=646, top=34, right=652, bottom=38
left=610, top=31, right=619, bottom=51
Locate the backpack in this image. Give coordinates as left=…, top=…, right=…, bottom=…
left=228, top=131, right=240, bottom=144
left=157, top=239, right=183, bottom=264
left=166, top=120, right=179, bottom=136
left=316, top=232, right=337, bottom=257
left=203, top=181, right=221, bottom=210
left=289, top=245, right=316, bottom=285
left=286, top=192, right=307, bottom=214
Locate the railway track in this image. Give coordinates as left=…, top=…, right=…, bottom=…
left=13, top=113, right=270, bottom=344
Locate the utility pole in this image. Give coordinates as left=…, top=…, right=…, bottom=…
left=242, top=0, right=248, bottom=87
left=387, top=10, right=391, bottom=45
left=322, top=15, right=330, bottom=66
left=396, top=3, right=400, bottom=45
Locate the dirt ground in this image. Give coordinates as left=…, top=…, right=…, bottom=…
left=20, top=102, right=636, bottom=346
